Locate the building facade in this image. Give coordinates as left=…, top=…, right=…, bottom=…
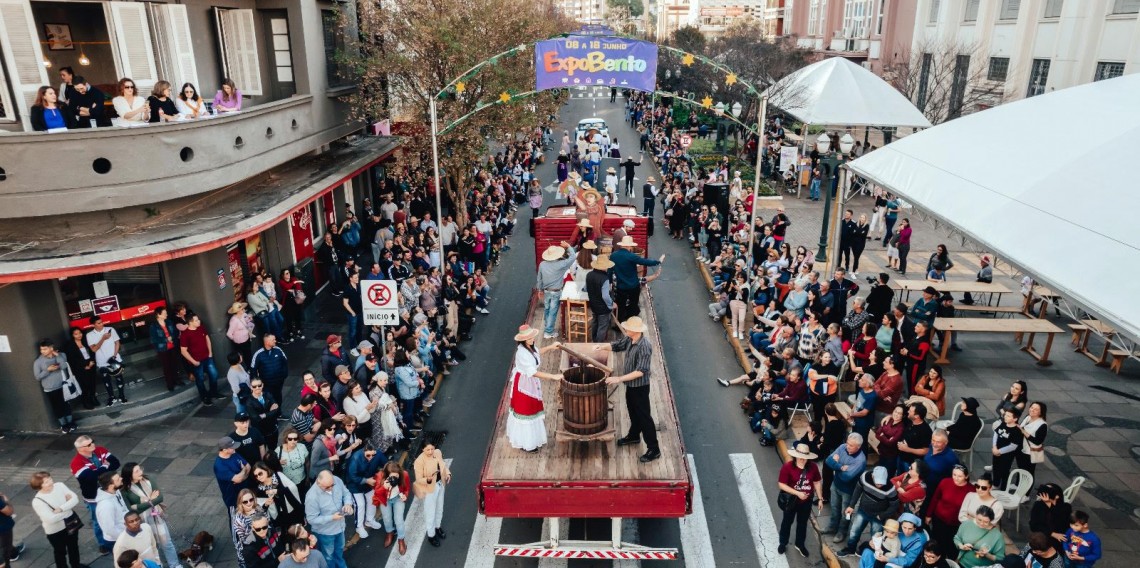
left=780, top=0, right=917, bottom=73
left=0, top=0, right=399, bottom=431
left=909, top=0, right=1140, bottom=111
left=555, top=0, right=608, bottom=23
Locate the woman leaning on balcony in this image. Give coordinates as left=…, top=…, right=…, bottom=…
left=146, top=81, right=180, bottom=123
left=213, top=78, right=242, bottom=113
left=112, top=78, right=148, bottom=125
left=30, top=86, right=75, bottom=132
left=176, top=82, right=206, bottom=119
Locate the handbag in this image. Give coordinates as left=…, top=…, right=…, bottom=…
left=61, top=363, right=82, bottom=402
left=37, top=496, right=83, bottom=534
left=292, top=288, right=307, bottom=305
left=777, top=468, right=808, bottom=511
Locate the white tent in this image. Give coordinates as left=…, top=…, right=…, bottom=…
left=847, top=74, right=1140, bottom=343
left=761, top=57, right=932, bottom=128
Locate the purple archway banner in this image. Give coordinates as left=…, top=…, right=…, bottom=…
left=535, top=35, right=658, bottom=92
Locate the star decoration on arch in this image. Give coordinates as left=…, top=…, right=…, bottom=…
left=455, top=82, right=466, bottom=94
left=725, top=73, right=738, bottom=86
left=682, top=53, right=695, bottom=66
left=701, top=95, right=713, bottom=108
left=499, top=91, right=512, bottom=103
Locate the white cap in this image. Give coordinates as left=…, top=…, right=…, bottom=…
left=623, top=219, right=635, bottom=228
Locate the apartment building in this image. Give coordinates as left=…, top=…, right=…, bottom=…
left=781, top=0, right=917, bottom=73
left=555, top=0, right=608, bottom=23
left=0, top=0, right=399, bottom=430
left=910, top=0, right=1140, bottom=110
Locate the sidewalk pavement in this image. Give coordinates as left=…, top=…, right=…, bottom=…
left=755, top=191, right=1135, bottom=566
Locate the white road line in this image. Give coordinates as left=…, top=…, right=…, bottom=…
left=463, top=513, right=503, bottom=568
left=537, top=518, right=570, bottom=568
left=387, top=459, right=452, bottom=568
left=730, top=453, right=790, bottom=568
left=679, top=454, right=717, bottom=568
left=614, top=518, right=641, bottom=568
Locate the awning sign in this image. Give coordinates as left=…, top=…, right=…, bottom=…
left=92, top=295, right=120, bottom=315
left=362, top=280, right=398, bottom=325
left=535, top=36, right=657, bottom=92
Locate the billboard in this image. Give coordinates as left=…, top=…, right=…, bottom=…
left=535, top=35, right=657, bottom=92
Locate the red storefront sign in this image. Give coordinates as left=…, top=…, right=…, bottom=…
left=290, top=207, right=315, bottom=264
left=69, top=300, right=167, bottom=328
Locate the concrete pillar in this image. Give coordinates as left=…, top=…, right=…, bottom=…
left=162, top=248, right=235, bottom=373
left=0, top=280, right=72, bottom=431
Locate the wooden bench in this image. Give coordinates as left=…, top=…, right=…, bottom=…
left=933, top=317, right=1064, bottom=366
left=955, top=305, right=1024, bottom=318
left=1108, top=349, right=1135, bottom=374
left=1068, top=323, right=1090, bottom=346
left=1076, top=319, right=1116, bottom=366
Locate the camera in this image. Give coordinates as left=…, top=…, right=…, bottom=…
left=865, top=275, right=878, bottom=285
left=387, top=475, right=399, bottom=488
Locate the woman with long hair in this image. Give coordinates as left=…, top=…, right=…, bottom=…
left=231, top=487, right=264, bottom=567
left=1017, top=402, right=1049, bottom=478
left=251, top=462, right=304, bottom=530
left=876, top=313, right=898, bottom=355
left=368, top=372, right=404, bottom=453
left=914, top=365, right=947, bottom=416
left=61, top=326, right=100, bottom=409
left=373, top=461, right=411, bottom=553
left=214, top=78, right=242, bottom=113
left=278, top=267, right=306, bottom=341
left=176, top=82, right=205, bottom=118
left=30, top=86, right=75, bottom=131
left=275, top=427, right=310, bottom=494
left=120, top=462, right=182, bottom=568
left=112, top=77, right=147, bottom=124
left=926, top=464, right=975, bottom=558
left=506, top=325, right=564, bottom=452
left=146, top=80, right=179, bottom=123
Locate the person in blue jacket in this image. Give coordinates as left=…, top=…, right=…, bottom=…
left=859, top=512, right=928, bottom=568
left=824, top=433, right=868, bottom=540
left=345, top=445, right=386, bottom=541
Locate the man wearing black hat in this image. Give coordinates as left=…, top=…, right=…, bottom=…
left=908, top=287, right=939, bottom=329
left=947, top=398, right=983, bottom=451
left=228, top=413, right=267, bottom=467
left=934, top=293, right=961, bottom=352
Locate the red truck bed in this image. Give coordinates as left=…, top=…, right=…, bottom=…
left=531, top=204, right=651, bottom=269
left=477, top=289, right=691, bottom=518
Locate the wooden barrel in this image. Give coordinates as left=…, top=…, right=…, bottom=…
left=560, top=366, right=608, bottom=435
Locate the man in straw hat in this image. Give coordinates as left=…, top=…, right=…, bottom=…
left=585, top=254, right=616, bottom=341
left=610, top=235, right=664, bottom=321
left=537, top=241, right=578, bottom=339
left=594, top=316, right=659, bottom=463
left=777, top=442, right=824, bottom=557
left=642, top=175, right=659, bottom=217
left=604, top=167, right=618, bottom=205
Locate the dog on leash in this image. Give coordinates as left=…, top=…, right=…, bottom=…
left=179, top=531, right=215, bottom=567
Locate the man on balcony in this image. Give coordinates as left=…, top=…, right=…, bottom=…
left=66, top=76, right=111, bottom=128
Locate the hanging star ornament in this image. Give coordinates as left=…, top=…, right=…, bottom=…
left=455, top=81, right=466, bottom=94
left=682, top=53, right=695, bottom=66
left=701, top=95, right=713, bottom=108
left=499, top=91, right=511, bottom=103
left=726, top=73, right=738, bottom=86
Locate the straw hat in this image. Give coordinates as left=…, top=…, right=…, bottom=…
left=569, top=171, right=582, bottom=181
left=647, top=176, right=656, bottom=183
left=542, top=245, right=567, bottom=262
left=619, top=316, right=648, bottom=333
left=227, top=302, right=247, bottom=315
left=617, top=235, right=638, bottom=248
left=606, top=167, right=616, bottom=174
left=883, top=518, right=901, bottom=533
left=514, top=324, right=541, bottom=342
left=577, top=218, right=593, bottom=229
left=591, top=254, right=615, bottom=270
left=589, top=144, right=600, bottom=152
left=582, top=240, right=598, bottom=250
left=581, top=188, right=603, bottom=204
left=786, top=442, right=818, bottom=460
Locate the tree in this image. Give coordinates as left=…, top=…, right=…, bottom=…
left=886, top=39, right=1009, bottom=124
left=607, top=0, right=643, bottom=18
left=342, top=0, right=573, bottom=225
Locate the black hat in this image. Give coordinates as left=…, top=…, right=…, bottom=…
left=923, top=286, right=939, bottom=296
left=234, top=412, right=251, bottom=422
left=961, top=397, right=979, bottom=413
left=940, top=292, right=955, bottom=302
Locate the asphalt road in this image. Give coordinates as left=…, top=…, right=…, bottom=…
left=345, top=89, right=818, bottom=567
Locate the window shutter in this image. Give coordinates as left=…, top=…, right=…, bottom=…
left=218, top=8, right=263, bottom=96
left=964, top=0, right=980, bottom=21
left=0, top=0, right=50, bottom=129
left=106, top=1, right=158, bottom=96
left=149, top=3, right=199, bottom=90
left=1000, top=0, right=1021, bottom=20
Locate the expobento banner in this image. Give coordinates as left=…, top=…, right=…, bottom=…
left=535, top=35, right=657, bottom=92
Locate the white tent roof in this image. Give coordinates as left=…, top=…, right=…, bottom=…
left=762, top=57, right=932, bottom=128
left=847, top=74, right=1140, bottom=343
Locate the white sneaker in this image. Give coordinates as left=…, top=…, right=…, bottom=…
left=543, top=333, right=557, bottom=339
left=479, top=308, right=491, bottom=314
left=367, top=520, right=384, bottom=530
left=357, top=527, right=370, bottom=539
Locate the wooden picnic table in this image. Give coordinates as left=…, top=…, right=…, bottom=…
left=933, top=317, right=1063, bottom=366
left=1074, top=319, right=1116, bottom=366
left=893, top=279, right=1012, bottom=305
left=1022, top=285, right=1060, bottom=318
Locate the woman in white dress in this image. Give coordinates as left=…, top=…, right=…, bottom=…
left=506, top=325, right=564, bottom=452
left=112, top=77, right=148, bottom=125
left=368, top=372, right=404, bottom=452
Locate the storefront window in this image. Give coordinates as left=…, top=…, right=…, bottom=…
left=59, top=266, right=167, bottom=341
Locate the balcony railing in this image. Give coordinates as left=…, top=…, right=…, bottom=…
left=0, top=95, right=359, bottom=219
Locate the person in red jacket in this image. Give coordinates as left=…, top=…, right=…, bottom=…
left=925, top=464, right=975, bottom=559
left=900, top=322, right=932, bottom=394
left=372, top=462, right=411, bottom=555
left=70, top=436, right=120, bottom=555
left=892, top=460, right=929, bottom=515
left=873, top=355, right=904, bottom=413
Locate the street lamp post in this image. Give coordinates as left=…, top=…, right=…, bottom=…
left=813, top=132, right=854, bottom=263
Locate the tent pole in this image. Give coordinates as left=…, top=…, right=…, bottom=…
left=798, top=123, right=809, bottom=198
left=746, top=95, right=769, bottom=275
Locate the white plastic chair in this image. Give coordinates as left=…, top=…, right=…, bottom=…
left=788, top=401, right=813, bottom=423
left=946, top=561, right=960, bottom=568
left=993, top=468, right=1034, bottom=531
left=1064, top=476, right=1087, bottom=504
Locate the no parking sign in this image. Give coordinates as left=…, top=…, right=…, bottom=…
left=362, top=280, right=398, bottom=325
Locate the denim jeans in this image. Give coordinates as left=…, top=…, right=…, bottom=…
left=882, top=218, right=897, bottom=246
left=845, top=510, right=884, bottom=550
left=190, top=358, right=219, bottom=401
left=828, top=485, right=854, bottom=534
left=86, top=501, right=109, bottom=549
left=380, top=494, right=407, bottom=538
left=424, top=482, right=446, bottom=538
left=542, top=291, right=560, bottom=335
left=346, top=314, right=360, bottom=348
left=232, top=395, right=245, bottom=414
left=810, top=179, right=821, bottom=200
left=152, top=518, right=181, bottom=568
left=314, top=531, right=347, bottom=568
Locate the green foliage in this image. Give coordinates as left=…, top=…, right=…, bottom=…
left=607, top=0, right=643, bottom=17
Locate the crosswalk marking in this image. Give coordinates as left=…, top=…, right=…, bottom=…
left=537, top=518, right=570, bottom=568
left=679, top=454, right=717, bottom=568
left=463, top=513, right=503, bottom=568
left=730, top=453, right=791, bottom=568
left=387, top=459, right=452, bottom=568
